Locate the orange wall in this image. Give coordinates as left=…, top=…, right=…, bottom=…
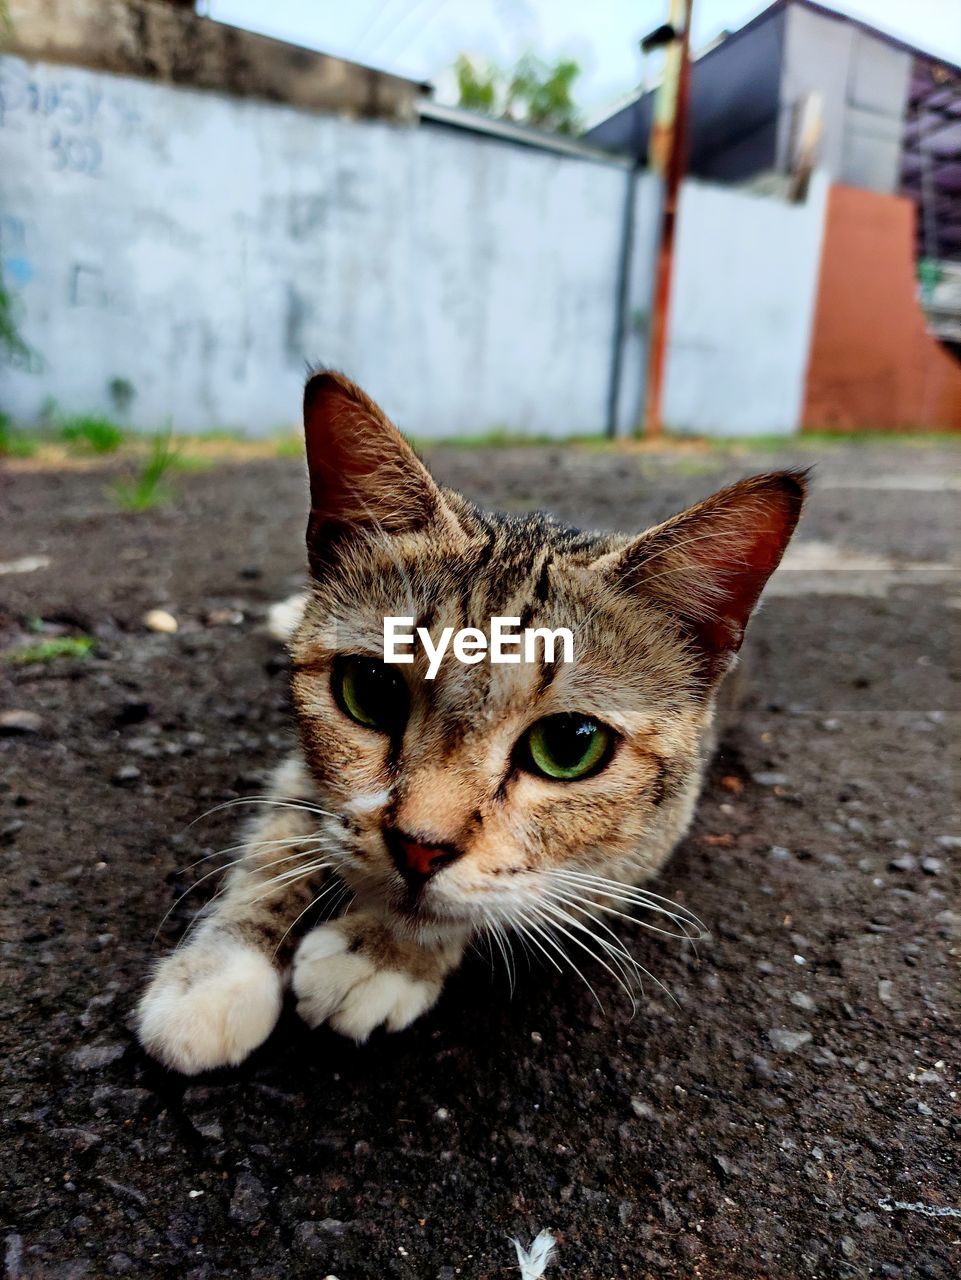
left=803, top=185, right=961, bottom=432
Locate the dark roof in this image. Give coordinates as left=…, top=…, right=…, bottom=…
left=600, top=0, right=960, bottom=125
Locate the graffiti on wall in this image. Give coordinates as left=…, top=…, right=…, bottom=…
left=0, top=58, right=146, bottom=177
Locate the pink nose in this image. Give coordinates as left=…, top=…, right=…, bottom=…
left=386, top=830, right=460, bottom=883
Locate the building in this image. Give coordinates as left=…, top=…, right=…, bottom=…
left=2, top=0, right=959, bottom=435
left=588, top=0, right=961, bottom=430
left=588, top=0, right=960, bottom=239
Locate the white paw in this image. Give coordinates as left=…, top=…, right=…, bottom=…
left=291, top=922, right=440, bottom=1042
left=136, top=935, right=283, bottom=1074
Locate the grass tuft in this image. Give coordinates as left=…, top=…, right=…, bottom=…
left=0, top=414, right=38, bottom=457
left=3, top=636, right=95, bottom=665
left=111, top=428, right=180, bottom=511
left=60, top=414, right=126, bottom=454
left=274, top=435, right=305, bottom=458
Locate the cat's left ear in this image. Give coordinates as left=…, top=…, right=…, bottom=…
left=595, top=470, right=807, bottom=668
left=303, top=370, right=448, bottom=570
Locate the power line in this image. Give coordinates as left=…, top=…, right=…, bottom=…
left=353, top=0, right=404, bottom=53
left=391, top=0, right=454, bottom=58
left=365, top=0, right=448, bottom=58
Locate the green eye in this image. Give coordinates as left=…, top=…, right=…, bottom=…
left=522, top=714, right=614, bottom=781
left=333, top=656, right=409, bottom=734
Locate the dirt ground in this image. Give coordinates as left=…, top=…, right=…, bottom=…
left=1, top=440, right=958, bottom=1280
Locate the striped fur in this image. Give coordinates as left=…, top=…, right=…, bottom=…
left=136, top=372, right=805, bottom=1073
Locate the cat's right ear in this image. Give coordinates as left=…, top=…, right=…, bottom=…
left=303, top=371, right=445, bottom=571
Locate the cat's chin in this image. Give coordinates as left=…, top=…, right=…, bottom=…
left=391, top=890, right=480, bottom=935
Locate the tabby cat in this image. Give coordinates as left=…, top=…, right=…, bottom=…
left=136, top=371, right=805, bottom=1074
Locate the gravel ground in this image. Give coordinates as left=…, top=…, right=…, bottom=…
left=1, top=441, right=959, bottom=1280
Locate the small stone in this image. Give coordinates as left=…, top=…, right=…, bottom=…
left=112, top=765, right=141, bottom=785
left=68, top=1042, right=125, bottom=1070
left=229, top=1172, right=268, bottom=1226
left=935, top=835, right=961, bottom=850
left=841, top=1236, right=857, bottom=1259
left=711, top=1153, right=739, bottom=1180
left=630, top=1098, right=657, bottom=1121
left=855, top=1211, right=878, bottom=1229
left=769, top=845, right=792, bottom=861
left=434, top=1107, right=450, bottom=1121
left=877, top=979, right=897, bottom=1007
left=50, top=1127, right=103, bottom=1153
left=91, top=1086, right=151, bottom=1117
left=915, top=1069, right=943, bottom=1085
left=719, top=775, right=744, bottom=794
left=530, top=1031, right=543, bottom=1045
left=206, top=608, right=244, bottom=627
left=143, top=608, right=178, bottom=634
left=920, top=857, right=944, bottom=875
left=889, top=856, right=917, bottom=872
left=767, top=1029, right=812, bottom=1054
left=0, top=709, right=43, bottom=734
left=789, top=992, right=817, bottom=1012
left=915, top=1101, right=933, bottom=1116
left=753, top=771, right=789, bottom=787
left=293, top=1221, right=347, bottom=1254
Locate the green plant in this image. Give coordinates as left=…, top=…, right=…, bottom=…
left=61, top=414, right=126, bottom=453
left=108, top=376, right=136, bottom=416
left=0, top=412, right=38, bottom=457
left=111, top=428, right=180, bottom=510
left=0, top=268, right=32, bottom=365
left=454, top=51, right=583, bottom=135
left=274, top=435, right=305, bottom=458
left=3, top=636, right=94, bottom=665
left=454, top=54, right=498, bottom=114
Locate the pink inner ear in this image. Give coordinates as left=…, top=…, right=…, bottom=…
left=302, top=371, right=439, bottom=545
left=695, top=505, right=798, bottom=652
left=630, top=472, right=807, bottom=656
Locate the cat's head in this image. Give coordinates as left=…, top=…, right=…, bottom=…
left=289, top=372, right=805, bottom=936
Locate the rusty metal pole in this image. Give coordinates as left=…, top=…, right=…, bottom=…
left=641, top=0, right=694, bottom=437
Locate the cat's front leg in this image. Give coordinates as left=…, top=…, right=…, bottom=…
left=136, top=760, right=331, bottom=1074
left=292, top=913, right=468, bottom=1042
left=135, top=919, right=285, bottom=1075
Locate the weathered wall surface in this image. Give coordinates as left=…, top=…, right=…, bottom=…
left=0, top=54, right=629, bottom=437
left=662, top=174, right=828, bottom=437
left=6, top=0, right=426, bottom=121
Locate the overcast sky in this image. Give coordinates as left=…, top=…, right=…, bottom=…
left=207, top=0, right=961, bottom=117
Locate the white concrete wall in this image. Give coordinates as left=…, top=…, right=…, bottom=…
left=0, top=54, right=827, bottom=439
left=0, top=55, right=628, bottom=437
left=663, top=173, right=828, bottom=437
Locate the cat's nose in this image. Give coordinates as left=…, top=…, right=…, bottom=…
left=385, top=829, right=461, bottom=885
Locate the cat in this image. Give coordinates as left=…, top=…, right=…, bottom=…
left=136, top=370, right=806, bottom=1074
